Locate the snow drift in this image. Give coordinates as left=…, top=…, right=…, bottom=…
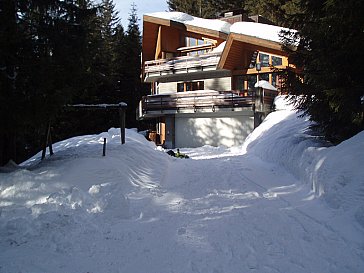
left=0, top=97, right=363, bottom=273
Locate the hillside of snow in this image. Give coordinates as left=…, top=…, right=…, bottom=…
left=0, top=97, right=363, bottom=273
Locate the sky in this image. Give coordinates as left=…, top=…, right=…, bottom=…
left=114, top=0, right=169, bottom=29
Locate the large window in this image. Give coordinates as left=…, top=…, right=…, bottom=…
left=177, top=81, right=204, bottom=92
left=184, top=37, right=213, bottom=56
left=272, top=55, right=283, bottom=66
left=259, top=53, right=270, bottom=67
left=255, top=52, right=284, bottom=68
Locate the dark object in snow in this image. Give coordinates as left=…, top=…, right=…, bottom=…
left=175, top=149, right=189, bottom=159
left=167, top=150, right=175, bottom=156
left=166, top=149, right=189, bottom=159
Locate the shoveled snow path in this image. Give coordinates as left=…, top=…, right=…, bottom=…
left=1, top=140, right=363, bottom=273
left=121, top=152, right=361, bottom=273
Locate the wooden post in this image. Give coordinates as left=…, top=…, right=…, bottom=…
left=41, top=123, right=53, bottom=160
left=119, top=104, right=126, bottom=145
left=102, top=138, right=106, bottom=156
left=48, top=125, right=54, bottom=156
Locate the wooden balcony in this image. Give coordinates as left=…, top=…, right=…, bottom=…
left=138, top=89, right=278, bottom=119
left=138, top=90, right=256, bottom=119
left=144, top=52, right=221, bottom=79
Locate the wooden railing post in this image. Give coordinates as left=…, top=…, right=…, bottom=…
left=102, top=138, right=106, bottom=156
left=119, top=104, right=126, bottom=145
left=41, top=122, right=53, bottom=160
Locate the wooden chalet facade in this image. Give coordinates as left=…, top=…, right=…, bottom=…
left=138, top=12, right=293, bottom=148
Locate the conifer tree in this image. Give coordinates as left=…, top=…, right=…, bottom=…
left=120, top=3, right=144, bottom=128
left=0, top=0, right=97, bottom=164
left=281, top=0, right=364, bottom=142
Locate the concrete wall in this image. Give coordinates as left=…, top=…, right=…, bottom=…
left=174, top=111, right=254, bottom=148
left=204, top=77, right=231, bottom=91
left=158, top=82, right=177, bottom=94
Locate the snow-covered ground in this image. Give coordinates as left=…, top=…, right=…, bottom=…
left=1, top=97, right=363, bottom=273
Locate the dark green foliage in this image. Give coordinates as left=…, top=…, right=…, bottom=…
left=167, top=0, right=245, bottom=18
left=166, top=0, right=300, bottom=23
left=0, top=0, right=94, bottom=164
left=0, top=1, right=145, bottom=165
left=118, top=4, right=148, bottom=128
left=281, top=0, right=364, bottom=143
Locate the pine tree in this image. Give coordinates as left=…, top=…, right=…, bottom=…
left=0, top=0, right=98, bottom=165
left=281, top=0, right=364, bottom=143
left=0, top=0, right=24, bottom=164
left=167, top=0, right=222, bottom=18
left=167, top=0, right=249, bottom=18
left=121, top=3, right=144, bottom=128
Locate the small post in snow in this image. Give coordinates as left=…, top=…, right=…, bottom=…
left=41, top=122, right=54, bottom=160
left=102, top=138, right=106, bottom=156
left=119, top=102, right=126, bottom=145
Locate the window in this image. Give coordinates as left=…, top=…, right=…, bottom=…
left=259, top=53, right=270, bottom=67
left=177, top=82, right=185, bottom=92
left=272, top=73, right=278, bottom=87
left=272, top=56, right=283, bottom=66
left=177, top=81, right=204, bottom=92
left=234, top=75, right=245, bottom=91
left=248, top=75, right=256, bottom=91
left=186, top=37, right=197, bottom=47
left=272, top=73, right=283, bottom=89
left=184, top=37, right=211, bottom=56
left=259, top=73, right=269, bottom=81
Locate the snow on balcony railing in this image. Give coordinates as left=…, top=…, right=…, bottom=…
left=140, top=90, right=255, bottom=116
left=144, top=52, right=221, bottom=76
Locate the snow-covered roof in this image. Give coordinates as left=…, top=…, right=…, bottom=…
left=145, top=11, right=231, bottom=34
left=254, top=80, right=278, bottom=91
left=230, top=22, right=293, bottom=43
left=145, top=12, right=296, bottom=44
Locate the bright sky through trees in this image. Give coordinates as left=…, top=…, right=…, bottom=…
left=114, top=0, right=169, bottom=28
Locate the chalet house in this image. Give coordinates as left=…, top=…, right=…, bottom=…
left=138, top=11, right=294, bottom=148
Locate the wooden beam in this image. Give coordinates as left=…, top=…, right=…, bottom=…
left=155, top=26, right=162, bottom=60
left=230, top=33, right=283, bottom=52
left=232, top=65, right=288, bottom=75
left=65, top=103, right=127, bottom=145
left=217, top=35, right=233, bottom=69
left=143, top=15, right=172, bottom=27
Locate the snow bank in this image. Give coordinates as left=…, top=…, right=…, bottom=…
left=273, top=95, right=296, bottom=111
left=0, top=128, right=170, bottom=255
left=1, top=105, right=363, bottom=272
left=146, top=11, right=231, bottom=34
left=243, top=96, right=364, bottom=230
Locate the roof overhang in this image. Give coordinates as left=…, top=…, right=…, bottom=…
left=143, top=14, right=229, bottom=40
left=218, top=32, right=287, bottom=71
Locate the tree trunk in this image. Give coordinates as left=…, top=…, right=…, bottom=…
left=0, top=132, right=17, bottom=166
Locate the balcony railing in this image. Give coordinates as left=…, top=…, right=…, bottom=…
left=144, top=52, right=221, bottom=77
left=139, top=90, right=255, bottom=117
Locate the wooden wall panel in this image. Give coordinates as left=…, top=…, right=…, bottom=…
left=161, top=26, right=182, bottom=53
